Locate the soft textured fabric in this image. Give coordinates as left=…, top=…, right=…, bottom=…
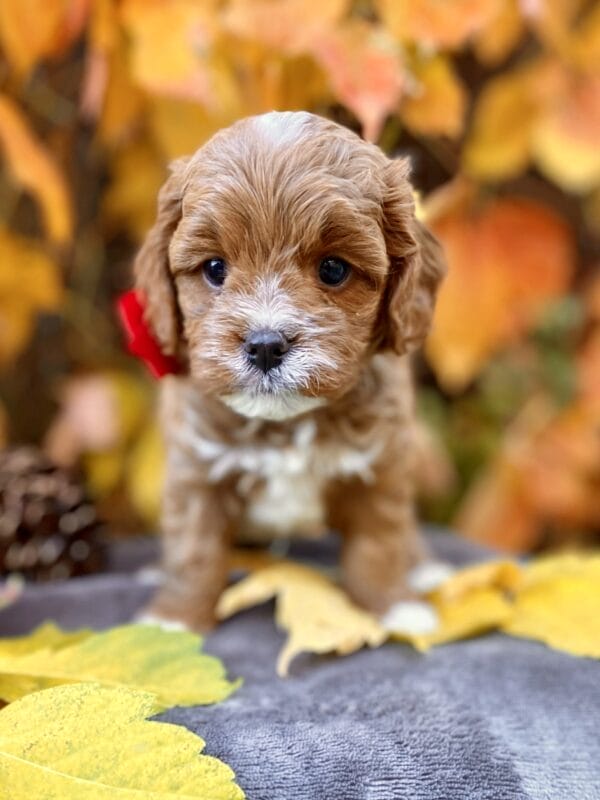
left=1, top=532, right=598, bottom=800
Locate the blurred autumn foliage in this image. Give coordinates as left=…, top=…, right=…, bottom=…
left=0, top=0, right=598, bottom=551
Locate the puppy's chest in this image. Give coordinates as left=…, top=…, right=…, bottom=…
left=195, top=420, right=380, bottom=539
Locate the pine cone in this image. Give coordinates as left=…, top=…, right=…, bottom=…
left=0, top=446, right=105, bottom=581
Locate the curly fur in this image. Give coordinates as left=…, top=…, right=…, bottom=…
left=134, top=111, right=446, bottom=629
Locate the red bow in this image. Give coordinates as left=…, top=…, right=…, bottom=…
left=116, top=290, right=181, bottom=379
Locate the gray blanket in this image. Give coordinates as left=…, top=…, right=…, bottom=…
left=1, top=532, right=599, bottom=800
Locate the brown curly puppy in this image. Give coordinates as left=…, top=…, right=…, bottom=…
left=134, top=111, right=446, bottom=631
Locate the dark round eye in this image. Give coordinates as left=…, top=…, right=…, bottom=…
left=203, top=257, right=227, bottom=287
left=318, top=257, right=351, bottom=287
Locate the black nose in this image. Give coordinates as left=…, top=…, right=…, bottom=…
left=244, top=329, right=290, bottom=374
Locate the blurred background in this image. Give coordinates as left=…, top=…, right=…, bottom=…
left=0, top=0, right=599, bottom=581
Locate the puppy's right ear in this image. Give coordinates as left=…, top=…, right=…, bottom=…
left=133, top=157, right=188, bottom=357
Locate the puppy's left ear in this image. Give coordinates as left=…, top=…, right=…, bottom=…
left=378, top=157, right=446, bottom=355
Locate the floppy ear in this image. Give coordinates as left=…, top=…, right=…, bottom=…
left=378, top=157, right=446, bottom=355
left=133, top=157, right=189, bottom=357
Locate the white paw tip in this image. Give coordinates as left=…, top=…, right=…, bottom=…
left=408, top=562, right=455, bottom=594
left=134, top=613, right=190, bottom=632
left=380, top=600, right=439, bottom=635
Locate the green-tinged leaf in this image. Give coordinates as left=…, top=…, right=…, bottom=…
left=0, top=682, right=244, bottom=799
left=0, top=624, right=239, bottom=709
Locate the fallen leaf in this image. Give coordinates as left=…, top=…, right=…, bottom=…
left=0, top=95, right=72, bottom=243
left=0, top=227, right=63, bottom=367
left=0, top=623, right=90, bottom=658
left=402, top=54, right=466, bottom=139
left=503, top=552, right=600, bottom=658
left=217, top=562, right=386, bottom=676
left=426, top=191, right=574, bottom=391
left=393, top=587, right=513, bottom=652
left=0, top=682, right=244, bottom=799
left=432, top=560, right=523, bottom=602
left=0, top=623, right=239, bottom=709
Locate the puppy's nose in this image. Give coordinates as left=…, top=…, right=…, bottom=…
left=244, top=329, right=290, bottom=374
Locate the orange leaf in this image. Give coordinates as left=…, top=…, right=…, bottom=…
left=310, top=21, right=403, bottom=142
left=0, top=95, right=72, bottom=243
left=402, top=55, right=466, bottom=139
left=426, top=190, right=574, bottom=390
left=375, top=0, right=498, bottom=50
left=0, top=0, right=88, bottom=75
left=223, top=0, right=349, bottom=53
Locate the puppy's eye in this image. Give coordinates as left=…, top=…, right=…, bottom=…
left=203, top=257, right=227, bottom=287
left=318, top=257, right=351, bottom=287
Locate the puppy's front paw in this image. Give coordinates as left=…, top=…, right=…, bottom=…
left=134, top=611, right=191, bottom=632
left=407, top=561, right=455, bottom=594
left=380, top=600, right=439, bottom=636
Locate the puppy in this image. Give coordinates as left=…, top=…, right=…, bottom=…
left=134, top=111, right=446, bottom=631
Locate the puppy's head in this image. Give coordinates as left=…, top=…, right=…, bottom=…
left=134, top=112, right=445, bottom=421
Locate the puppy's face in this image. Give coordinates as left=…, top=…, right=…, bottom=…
left=135, top=112, right=445, bottom=421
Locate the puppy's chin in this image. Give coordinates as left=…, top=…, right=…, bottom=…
left=221, top=391, right=326, bottom=421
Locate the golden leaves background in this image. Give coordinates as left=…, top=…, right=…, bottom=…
left=0, top=0, right=598, bottom=551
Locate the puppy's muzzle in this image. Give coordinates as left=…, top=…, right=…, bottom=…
left=244, top=329, right=290, bottom=374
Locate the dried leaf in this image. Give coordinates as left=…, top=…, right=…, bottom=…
left=432, top=560, right=523, bottom=603
left=426, top=192, right=574, bottom=391
left=402, top=55, right=466, bottom=139
left=503, top=553, right=600, bottom=659
left=0, top=227, right=63, bottom=367
left=0, top=624, right=239, bottom=709
left=0, top=683, right=244, bottom=799
left=393, top=588, right=513, bottom=652
left=216, top=562, right=386, bottom=676
left=473, top=0, right=524, bottom=65
left=0, top=95, right=72, bottom=243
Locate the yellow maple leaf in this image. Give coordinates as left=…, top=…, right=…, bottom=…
left=0, top=227, right=63, bottom=367
left=0, top=623, right=90, bottom=658
left=402, top=54, right=466, bottom=139
left=0, top=624, right=239, bottom=709
left=472, top=0, right=525, bottom=65
left=0, top=95, right=72, bottom=243
left=217, top=562, right=386, bottom=676
left=503, top=553, right=600, bottom=659
left=432, top=560, right=524, bottom=603
left=0, top=683, right=244, bottom=799
left=126, top=422, right=165, bottom=525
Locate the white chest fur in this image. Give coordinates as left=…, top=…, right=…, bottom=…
left=188, top=419, right=381, bottom=539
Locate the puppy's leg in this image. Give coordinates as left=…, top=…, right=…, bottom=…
left=328, top=463, right=430, bottom=616
left=143, top=469, right=235, bottom=632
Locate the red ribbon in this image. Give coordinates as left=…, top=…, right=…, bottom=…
left=116, top=290, right=181, bottom=379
